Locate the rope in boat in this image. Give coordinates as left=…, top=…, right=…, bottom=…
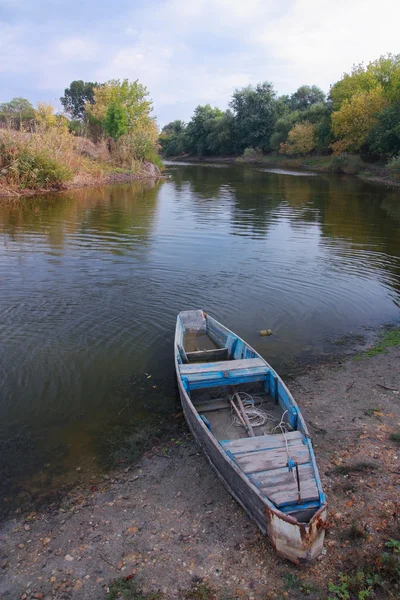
left=229, top=392, right=292, bottom=433
left=229, top=395, right=298, bottom=487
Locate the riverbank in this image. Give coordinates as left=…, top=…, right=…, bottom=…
left=0, top=161, right=163, bottom=200
left=0, top=129, right=164, bottom=201
left=168, top=154, right=400, bottom=190
left=1, top=336, right=399, bottom=599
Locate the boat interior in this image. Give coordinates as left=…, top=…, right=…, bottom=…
left=176, top=310, right=324, bottom=523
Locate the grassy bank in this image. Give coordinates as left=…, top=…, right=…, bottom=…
left=240, top=152, right=400, bottom=188
left=0, top=129, right=163, bottom=200
left=170, top=152, right=400, bottom=189
left=354, top=326, right=400, bottom=359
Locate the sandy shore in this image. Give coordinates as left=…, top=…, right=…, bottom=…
left=1, top=347, right=399, bottom=599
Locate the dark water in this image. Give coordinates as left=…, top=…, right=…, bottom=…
left=1, top=164, right=399, bottom=507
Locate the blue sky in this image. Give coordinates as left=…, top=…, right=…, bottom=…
left=1, top=0, right=399, bottom=126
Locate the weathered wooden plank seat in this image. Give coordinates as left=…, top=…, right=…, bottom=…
left=186, top=348, right=229, bottom=362
left=230, top=440, right=311, bottom=473
left=221, top=430, right=304, bottom=454
left=252, top=463, right=319, bottom=507
left=195, top=398, right=230, bottom=412
left=180, top=357, right=266, bottom=374
left=180, top=358, right=268, bottom=390
left=221, top=432, right=319, bottom=508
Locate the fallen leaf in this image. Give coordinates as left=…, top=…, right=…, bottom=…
left=73, top=580, right=83, bottom=592
left=126, top=526, right=138, bottom=535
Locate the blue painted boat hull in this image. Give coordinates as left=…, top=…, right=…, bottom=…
left=174, top=310, right=327, bottom=564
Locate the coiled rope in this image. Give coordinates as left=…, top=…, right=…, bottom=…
left=229, top=394, right=298, bottom=488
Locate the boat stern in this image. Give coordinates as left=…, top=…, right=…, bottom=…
left=266, top=504, right=328, bottom=564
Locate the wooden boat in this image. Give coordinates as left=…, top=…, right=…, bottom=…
left=174, top=310, right=327, bottom=564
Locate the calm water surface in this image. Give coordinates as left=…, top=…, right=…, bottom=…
left=1, top=164, right=399, bottom=508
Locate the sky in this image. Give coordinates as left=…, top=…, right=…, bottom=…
left=1, top=0, right=400, bottom=126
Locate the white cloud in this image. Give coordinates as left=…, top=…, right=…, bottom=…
left=0, top=23, right=31, bottom=73
left=57, top=38, right=97, bottom=60
left=255, top=0, right=400, bottom=91
left=95, top=0, right=400, bottom=124
left=1, top=0, right=400, bottom=123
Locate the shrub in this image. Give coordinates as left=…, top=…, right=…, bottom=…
left=0, top=133, right=73, bottom=190
left=111, top=120, right=161, bottom=169
left=280, top=122, right=316, bottom=156
left=386, top=154, right=400, bottom=172
left=242, top=147, right=263, bottom=161
left=328, top=153, right=364, bottom=174
left=18, top=150, right=72, bottom=189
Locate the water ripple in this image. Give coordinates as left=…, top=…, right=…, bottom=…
left=0, top=167, right=399, bottom=494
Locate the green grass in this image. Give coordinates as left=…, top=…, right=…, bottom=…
left=108, top=577, right=162, bottom=600
left=364, top=407, right=382, bottom=417
left=354, top=327, right=400, bottom=360
left=390, top=431, right=400, bottom=445
left=328, top=538, right=400, bottom=599
left=183, top=582, right=216, bottom=600
left=334, top=334, right=366, bottom=347
left=283, top=572, right=299, bottom=589
left=282, top=572, right=313, bottom=596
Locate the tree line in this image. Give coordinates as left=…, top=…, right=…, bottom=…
left=159, top=53, right=400, bottom=166
left=0, top=79, right=162, bottom=192
left=0, top=79, right=160, bottom=164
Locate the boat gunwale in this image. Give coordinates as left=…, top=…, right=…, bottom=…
left=206, top=313, right=312, bottom=438
left=174, top=311, right=327, bottom=527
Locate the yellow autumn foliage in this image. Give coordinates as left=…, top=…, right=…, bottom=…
left=34, top=102, right=59, bottom=131
left=85, top=79, right=153, bottom=129
left=280, top=122, right=316, bottom=156
left=331, top=87, right=387, bottom=153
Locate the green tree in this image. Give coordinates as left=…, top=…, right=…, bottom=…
left=329, top=54, right=400, bottom=110
left=315, top=116, right=334, bottom=151
left=60, top=80, right=98, bottom=120
left=104, top=101, right=128, bottom=140
left=0, top=97, right=35, bottom=129
left=300, top=102, right=330, bottom=124
left=229, top=82, right=278, bottom=152
left=270, top=111, right=300, bottom=151
left=186, top=105, right=224, bottom=155
left=203, top=110, right=235, bottom=155
left=300, top=103, right=333, bottom=151
left=159, top=120, right=188, bottom=157
left=367, top=103, right=400, bottom=157
left=290, top=85, right=326, bottom=110
left=330, top=65, right=380, bottom=110
left=85, top=79, right=153, bottom=130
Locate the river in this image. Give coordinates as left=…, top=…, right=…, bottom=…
left=0, top=163, right=399, bottom=513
